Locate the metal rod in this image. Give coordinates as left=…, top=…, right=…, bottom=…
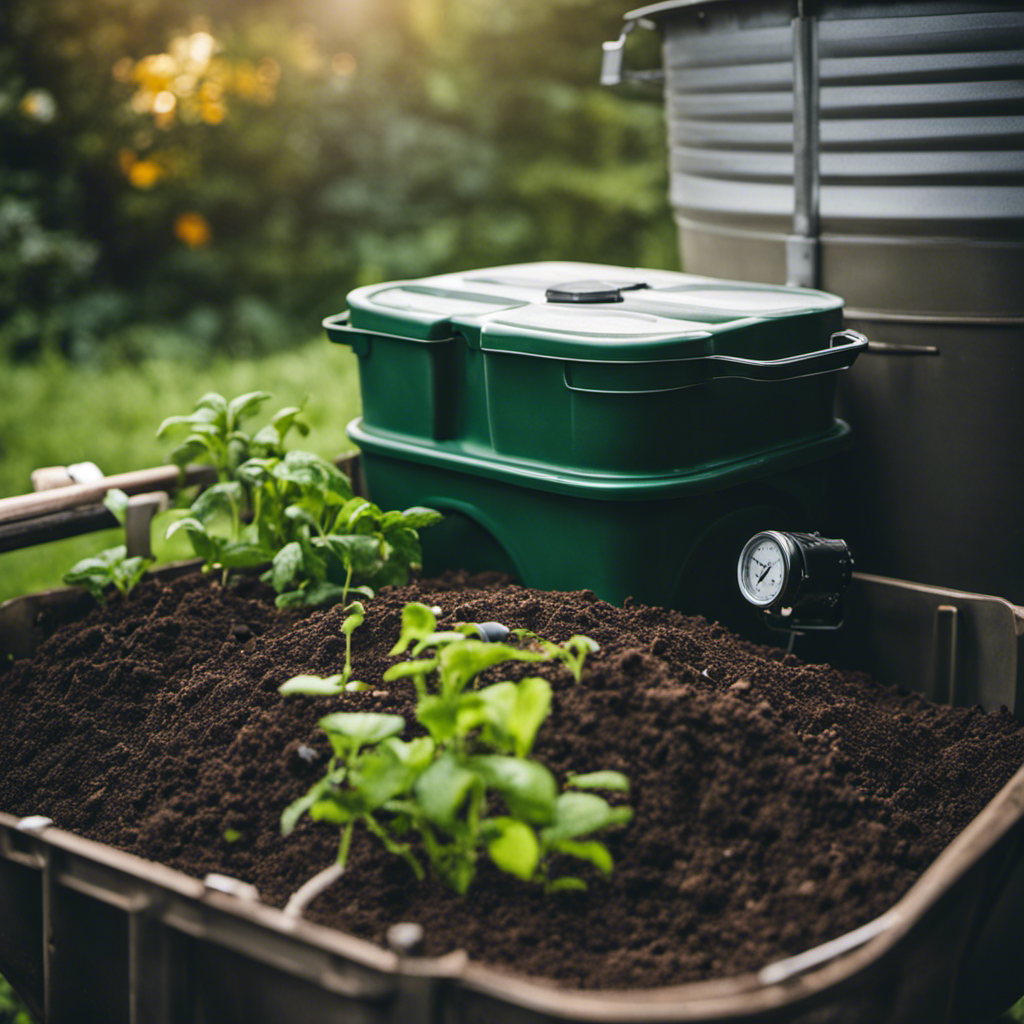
left=787, top=11, right=821, bottom=288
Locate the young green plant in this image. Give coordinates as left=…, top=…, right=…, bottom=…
left=62, top=488, right=153, bottom=604
left=158, top=391, right=441, bottom=603
left=278, top=602, right=370, bottom=696
left=280, top=603, right=631, bottom=895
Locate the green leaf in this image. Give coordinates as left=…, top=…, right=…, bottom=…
left=271, top=404, right=311, bottom=440
left=64, top=546, right=127, bottom=583
left=385, top=736, right=435, bottom=773
left=354, top=743, right=420, bottom=809
left=279, top=674, right=345, bottom=696
left=415, top=694, right=458, bottom=744
left=324, top=534, right=381, bottom=573
left=470, top=755, right=557, bottom=825
left=552, top=839, right=614, bottom=874
left=297, top=581, right=350, bottom=607
left=112, top=555, right=151, bottom=595
left=284, top=504, right=319, bottom=531
left=540, top=793, right=633, bottom=844
left=388, top=602, right=438, bottom=656
left=453, top=692, right=489, bottom=735
left=566, top=771, right=631, bottom=793
left=155, top=405, right=219, bottom=438
left=485, top=817, right=540, bottom=880
left=270, top=542, right=303, bottom=592
left=190, top=481, right=244, bottom=523
left=103, top=488, right=130, bottom=527
left=250, top=425, right=284, bottom=456
left=341, top=602, right=366, bottom=635
left=164, top=517, right=217, bottom=563
left=311, top=796, right=361, bottom=825
left=438, top=641, right=546, bottom=697
left=338, top=498, right=382, bottom=532
left=219, top=541, right=274, bottom=569
left=226, top=391, right=272, bottom=431
left=411, top=631, right=468, bottom=656
left=381, top=506, right=444, bottom=530
left=414, top=753, right=480, bottom=827
left=194, top=392, right=228, bottom=421
left=274, top=450, right=346, bottom=491
left=167, top=437, right=209, bottom=469
left=547, top=877, right=588, bottom=893
left=479, top=677, right=551, bottom=757
left=382, top=658, right=439, bottom=682
left=319, top=712, right=405, bottom=750
left=344, top=680, right=371, bottom=692
left=281, top=775, right=336, bottom=835
left=165, top=516, right=207, bottom=541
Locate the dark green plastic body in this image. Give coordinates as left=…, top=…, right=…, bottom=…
left=328, top=263, right=862, bottom=627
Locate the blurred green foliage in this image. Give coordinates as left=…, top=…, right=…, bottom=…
left=1, top=0, right=675, bottom=364
left=0, top=335, right=362, bottom=603
left=0, top=975, right=33, bottom=1024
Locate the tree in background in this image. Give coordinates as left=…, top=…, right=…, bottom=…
left=1, top=0, right=674, bottom=363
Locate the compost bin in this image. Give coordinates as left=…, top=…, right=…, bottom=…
left=325, top=261, right=865, bottom=636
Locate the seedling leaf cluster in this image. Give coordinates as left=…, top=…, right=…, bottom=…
left=281, top=603, right=631, bottom=894
left=157, top=392, right=441, bottom=605
left=62, top=489, right=153, bottom=604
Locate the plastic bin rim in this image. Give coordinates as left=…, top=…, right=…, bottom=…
left=347, top=417, right=852, bottom=500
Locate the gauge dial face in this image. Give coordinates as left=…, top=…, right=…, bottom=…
left=739, top=536, right=787, bottom=607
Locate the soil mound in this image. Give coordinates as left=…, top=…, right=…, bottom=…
left=2, top=571, right=1022, bottom=989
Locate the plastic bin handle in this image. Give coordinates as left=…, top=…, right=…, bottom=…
left=700, top=328, right=868, bottom=384
left=563, top=329, right=868, bottom=394
left=322, top=311, right=455, bottom=352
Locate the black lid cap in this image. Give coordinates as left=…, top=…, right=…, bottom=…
left=546, top=280, right=627, bottom=304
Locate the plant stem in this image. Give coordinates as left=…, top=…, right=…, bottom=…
left=343, top=619, right=354, bottom=684
left=342, top=560, right=353, bottom=605
left=282, top=861, right=345, bottom=919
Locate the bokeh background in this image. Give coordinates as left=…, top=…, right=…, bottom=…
left=3, top=0, right=674, bottom=367
left=3, top=1, right=1022, bottom=1021
left=0, top=0, right=674, bottom=604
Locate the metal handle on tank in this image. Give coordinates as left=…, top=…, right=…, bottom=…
left=600, top=19, right=663, bottom=86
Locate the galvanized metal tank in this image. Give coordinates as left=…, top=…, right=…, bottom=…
left=608, top=0, right=1024, bottom=604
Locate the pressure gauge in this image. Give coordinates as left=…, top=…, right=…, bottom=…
left=737, top=533, right=791, bottom=608
left=737, top=531, right=853, bottom=628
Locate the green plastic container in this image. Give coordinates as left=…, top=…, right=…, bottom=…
left=326, top=262, right=865, bottom=627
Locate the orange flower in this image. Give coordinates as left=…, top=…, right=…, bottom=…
left=174, top=212, right=212, bottom=248
left=127, top=159, right=163, bottom=189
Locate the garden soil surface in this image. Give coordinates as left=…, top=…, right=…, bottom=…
left=2, top=570, right=1024, bottom=990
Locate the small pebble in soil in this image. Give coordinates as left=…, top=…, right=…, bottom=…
left=296, top=744, right=318, bottom=764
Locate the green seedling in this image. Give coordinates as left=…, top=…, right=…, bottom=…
left=157, top=390, right=304, bottom=481
left=279, top=602, right=369, bottom=695
left=512, top=628, right=600, bottom=682
left=158, top=392, right=441, bottom=603
left=281, top=603, right=631, bottom=894
left=63, top=489, right=153, bottom=604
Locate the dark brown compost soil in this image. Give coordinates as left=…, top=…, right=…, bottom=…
left=1, top=570, right=1023, bottom=990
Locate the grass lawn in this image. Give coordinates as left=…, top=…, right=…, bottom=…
left=0, top=337, right=362, bottom=604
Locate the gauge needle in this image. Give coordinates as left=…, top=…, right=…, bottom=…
left=757, top=562, right=775, bottom=585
